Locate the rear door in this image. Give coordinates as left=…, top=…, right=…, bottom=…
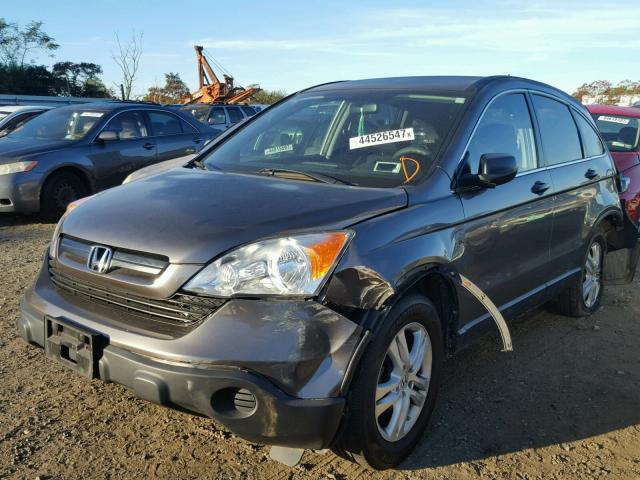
left=88, top=110, right=155, bottom=189
left=532, top=94, right=619, bottom=282
left=148, top=110, right=201, bottom=162
left=458, top=92, right=555, bottom=329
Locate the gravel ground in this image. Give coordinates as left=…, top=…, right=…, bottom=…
left=1, top=215, right=639, bottom=480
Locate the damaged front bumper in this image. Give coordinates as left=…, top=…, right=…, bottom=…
left=17, top=258, right=364, bottom=449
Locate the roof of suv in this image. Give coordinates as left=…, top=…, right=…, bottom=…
left=306, top=75, right=575, bottom=100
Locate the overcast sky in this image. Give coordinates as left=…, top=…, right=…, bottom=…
left=7, top=0, right=640, bottom=97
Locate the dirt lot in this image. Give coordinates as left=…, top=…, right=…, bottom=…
left=1, top=215, right=639, bottom=480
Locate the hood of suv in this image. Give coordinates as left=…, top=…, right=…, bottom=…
left=0, top=138, right=73, bottom=161
left=62, top=168, right=408, bottom=264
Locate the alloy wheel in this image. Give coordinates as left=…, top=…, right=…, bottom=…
left=583, top=241, right=602, bottom=308
left=375, top=322, right=432, bottom=442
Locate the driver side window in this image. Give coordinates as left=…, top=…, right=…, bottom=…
left=467, top=94, right=538, bottom=174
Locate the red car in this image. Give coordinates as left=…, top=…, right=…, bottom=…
left=588, top=104, right=640, bottom=223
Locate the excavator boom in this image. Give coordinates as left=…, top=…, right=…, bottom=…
left=183, top=46, right=260, bottom=105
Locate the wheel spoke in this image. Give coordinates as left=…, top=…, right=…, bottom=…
left=387, top=340, right=404, bottom=369
left=395, top=329, right=410, bottom=366
left=409, top=331, right=428, bottom=374
left=375, top=390, right=401, bottom=418
left=376, top=375, right=400, bottom=402
left=583, top=278, right=592, bottom=300
left=387, top=393, right=411, bottom=441
left=409, top=386, right=427, bottom=406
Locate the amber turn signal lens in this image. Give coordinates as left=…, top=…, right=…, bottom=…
left=64, top=195, right=93, bottom=217
left=304, top=232, right=350, bottom=280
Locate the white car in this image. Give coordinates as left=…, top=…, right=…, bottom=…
left=0, top=105, right=52, bottom=137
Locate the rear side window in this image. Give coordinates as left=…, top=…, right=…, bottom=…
left=208, top=107, right=227, bottom=125
left=227, top=107, right=243, bottom=123
left=573, top=112, right=605, bottom=158
left=467, top=93, right=538, bottom=173
left=532, top=95, right=582, bottom=165
left=241, top=106, right=256, bottom=117
left=148, top=111, right=183, bottom=136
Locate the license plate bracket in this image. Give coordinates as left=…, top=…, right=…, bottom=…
left=44, top=316, right=105, bottom=378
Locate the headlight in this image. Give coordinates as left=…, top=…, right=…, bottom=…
left=183, top=231, right=352, bottom=297
left=0, top=161, right=38, bottom=175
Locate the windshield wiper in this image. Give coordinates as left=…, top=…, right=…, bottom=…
left=258, top=168, right=353, bottom=185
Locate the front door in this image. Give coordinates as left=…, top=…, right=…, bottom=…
left=89, top=110, right=156, bottom=189
left=458, top=92, right=554, bottom=331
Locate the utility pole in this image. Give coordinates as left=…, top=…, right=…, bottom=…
left=120, top=84, right=125, bottom=101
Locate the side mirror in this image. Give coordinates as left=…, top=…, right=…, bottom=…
left=96, top=130, right=119, bottom=143
left=458, top=154, right=518, bottom=190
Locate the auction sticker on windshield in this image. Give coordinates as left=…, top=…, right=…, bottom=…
left=265, top=144, right=294, bottom=155
left=349, top=128, right=414, bottom=150
left=80, top=112, right=104, bottom=118
left=598, top=115, right=630, bottom=125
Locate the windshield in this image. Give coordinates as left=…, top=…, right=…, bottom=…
left=0, top=111, right=9, bottom=121
left=180, top=105, right=210, bottom=124
left=200, top=90, right=467, bottom=187
left=592, top=114, right=640, bottom=152
left=7, top=108, right=106, bottom=141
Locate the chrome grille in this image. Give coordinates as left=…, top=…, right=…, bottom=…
left=49, top=264, right=224, bottom=326
left=58, top=236, right=169, bottom=275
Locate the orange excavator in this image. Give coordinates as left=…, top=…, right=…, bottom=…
left=182, top=45, right=260, bottom=104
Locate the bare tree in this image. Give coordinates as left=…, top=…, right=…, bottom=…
left=112, top=31, right=142, bottom=100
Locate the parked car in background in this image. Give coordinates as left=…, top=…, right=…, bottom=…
left=18, top=76, right=639, bottom=470
left=0, top=101, right=218, bottom=219
left=0, top=105, right=52, bottom=137
left=588, top=104, right=640, bottom=224
left=250, top=104, right=270, bottom=112
left=123, top=154, right=196, bottom=184
left=178, top=103, right=257, bottom=131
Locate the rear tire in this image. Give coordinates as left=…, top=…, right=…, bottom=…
left=549, top=234, right=605, bottom=317
left=333, top=294, right=444, bottom=470
left=40, top=172, right=87, bottom=222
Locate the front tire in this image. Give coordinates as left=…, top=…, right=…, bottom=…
left=333, top=294, right=444, bottom=470
left=40, top=172, right=86, bottom=221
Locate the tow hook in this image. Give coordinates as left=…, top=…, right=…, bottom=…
left=448, top=271, right=513, bottom=352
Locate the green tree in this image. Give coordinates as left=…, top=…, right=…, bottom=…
left=0, top=18, right=58, bottom=67
left=251, top=89, right=287, bottom=104
left=144, top=72, right=190, bottom=104
left=51, top=61, right=111, bottom=97
left=0, top=63, right=56, bottom=95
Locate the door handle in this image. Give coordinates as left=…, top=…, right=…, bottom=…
left=193, top=137, right=202, bottom=144
left=143, top=142, right=155, bottom=150
left=531, top=181, right=550, bottom=195
left=585, top=168, right=599, bottom=180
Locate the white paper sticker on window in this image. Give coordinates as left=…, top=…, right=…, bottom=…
left=80, top=112, right=104, bottom=118
left=349, top=128, right=414, bottom=150
left=598, top=115, right=630, bottom=125
left=265, top=144, right=294, bottom=155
